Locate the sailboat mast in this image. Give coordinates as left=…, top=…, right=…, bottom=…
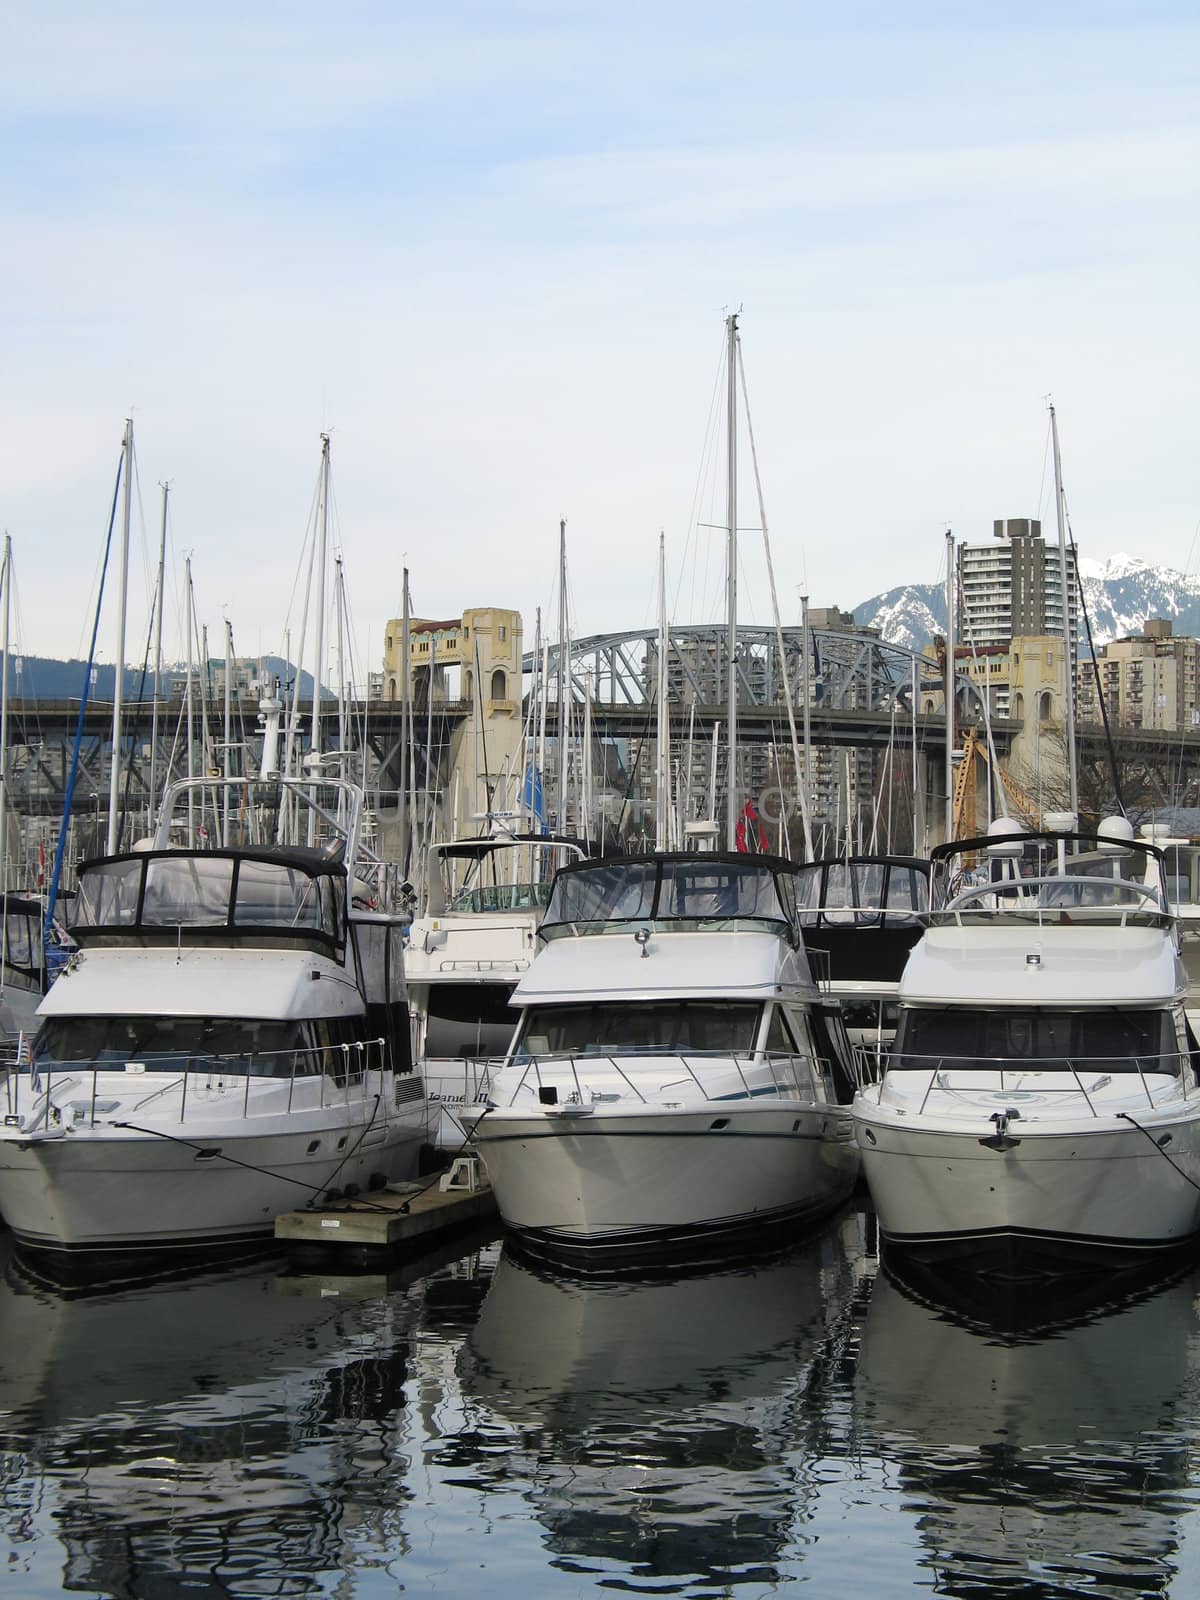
left=185, top=556, right=196, bottom=848
left=0, top=535, right=11, bottom=890
left=107, top=418, right=133, bottom=855
left=222, top=619, right=234, bottom=846
left=400, top=568, right=412, bottom=872
left=149, top=482, right=168, bottom=832
left=725, top=313, right=739, bottom=851
left=556, top=518, right=568, bottom=832
left=310, top=433, right=330, bottom=763
left=944, top=528, right=956, bottom=845
left=656, top=532, right=670, bottom=850
left=1049, top=404, right=1079, bottom=816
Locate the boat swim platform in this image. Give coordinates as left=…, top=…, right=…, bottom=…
left=275, top=1159, right=498, bottom=1269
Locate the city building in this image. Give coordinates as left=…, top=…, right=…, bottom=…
left=1077, top=620, right=1200, bottom=732
left=956, top=518, right=1078, bottom=672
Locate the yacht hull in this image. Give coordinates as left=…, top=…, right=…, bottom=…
left=0, top=1109, right=426, bottom=1257
left=856, top=1115, right=1200, bottom=1273
left=471, top=1103, right=858, bottom=1262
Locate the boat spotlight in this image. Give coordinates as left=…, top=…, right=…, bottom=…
left=635, top=927, right=652, bottom=958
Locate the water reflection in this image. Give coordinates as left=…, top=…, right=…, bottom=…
left=456, top=1215, right=867, bottom=1590
left=0, top=1237, right=488, bottom=1599
left=855, top=1254, right=1200, bottom=1598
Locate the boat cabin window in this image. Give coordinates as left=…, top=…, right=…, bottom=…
left=32, top=1016, right=310, bottom=1075
left=424, top=982, right=517, bottom=1058
left=541, top=856, right=794, bottom=936
left=235, top=858, right=330, bottom=931
left=73, top=859, right=142, bottom=927
left=143, top=856, right=235, bottom=926
left=544, top=862, right=658, bottom=926
left=514, top=1000, right=762, bottom=1058
left=893, top=1008, right=1175, bottom=1073
left=2, top=908, right=37, bottom=973
left=762, top=1005, right=800, bottom=1054
left=70, top=850, right=345, bottom=950
left=656, top=860, right=785, bottom=922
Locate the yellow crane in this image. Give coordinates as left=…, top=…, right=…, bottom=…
left=952, top=726, right=1042, bottom=840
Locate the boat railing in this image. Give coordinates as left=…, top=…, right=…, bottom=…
left=1, top=1038, right=398, bottom=1132
left=933, top=875, right=1168, bottom=928
left=854, top=1046, right=1194, bottom=1116
left=472, top=1049, right=828, bottom=1109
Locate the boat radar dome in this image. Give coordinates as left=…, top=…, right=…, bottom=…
left=1044, top=811, right=1078, bottom=834
left=1097, top=815, right=1135, bottom=853
left=985, top=816, right=1027, bottom=858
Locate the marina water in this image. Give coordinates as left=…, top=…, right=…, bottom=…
left=3, top=1207, right=1200, bottom=1598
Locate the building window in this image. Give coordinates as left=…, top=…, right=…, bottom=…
left=491, top=668, right=506, bottom=701
left=499, top=625, right=507, bottom=642
left=386, top=635, right=393, bottom=652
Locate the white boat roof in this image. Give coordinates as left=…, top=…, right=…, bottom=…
left=512, top=928, right=819, bottom=1007
left=900, top=922, right=1185, bottom=1008
left=38, top=946, right=363, bottom=1021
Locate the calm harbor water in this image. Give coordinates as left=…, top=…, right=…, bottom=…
left=3, top=1208, right=1200, bottom=1599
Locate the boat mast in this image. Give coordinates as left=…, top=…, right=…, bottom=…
left=335, top=555, right=348, bottom=764
left=656, top=532, right=670, bottom=851
left=310, top=433, right=330, bottom=770
left=149, top=481, right=168, bottom=832
left=222, top=618, right=234, bottom=846
left=107, top=418, right=133, bottom=855
left=184, top=555, right=196, bottom=847
left=556, top=518, right=568, bottom=833
left=0, top=535, right=10, bottom=891
left=1049, top=404, right=1079, bottom=816
left=944, top=528, right=956, bottom=844
left=400, top=568, right=412, bottom=872
left=725, top=313, right=739, bottom=851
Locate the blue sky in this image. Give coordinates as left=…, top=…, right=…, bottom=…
left=2, top=2, right=1197, bottom=671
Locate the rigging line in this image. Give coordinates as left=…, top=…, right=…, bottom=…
left=1118, top=1110, right=1200, bottom=1195
left=1067, top=511, right=1125, bottom=815
left=675, top=334, right=728, bottom=622
left=117, top=593, right=159, bottom=844
left=44, top=449, right=124, bottom=943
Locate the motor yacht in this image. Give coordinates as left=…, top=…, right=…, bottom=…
left=465, top=851, right=860, bottom=1263
left=0, top=767, right=427, bottom=1265
left=853, top=815, right=1200, bottom=1274
left=404, top=829, right=586, bottom=1148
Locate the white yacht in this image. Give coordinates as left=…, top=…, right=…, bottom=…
left=0, top=773, right=428, bottom=1266
left=853, top=816, right=1200, bottom=1274
left=404, top=830, right=587, bottom=1148
left=465, top=852, right=861, bottom=1263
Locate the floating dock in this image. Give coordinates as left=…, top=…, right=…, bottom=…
left=275, top=1159, right=499, bottom=1268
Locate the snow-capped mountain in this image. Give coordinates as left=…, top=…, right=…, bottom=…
left=853, top=555, right=1200, bottom=653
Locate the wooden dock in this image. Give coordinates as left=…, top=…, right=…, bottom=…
left=275, top=1165, right=499, bottom=1267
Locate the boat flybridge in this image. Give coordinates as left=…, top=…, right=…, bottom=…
left=853, top=814, right=1200, bottom=1276
left=404, top=828, right=588, bottom=1148
left=0, top=736, right=428, bottom=1266
left=464, top=851, right=861, bottom=1264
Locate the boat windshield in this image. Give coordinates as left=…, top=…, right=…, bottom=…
left=541, top=856, right=795, bottom=938
left=796, top=858, right=929, bottom=928
left=71, top=850, right=345, bottom=950
left=891, top=1007, right=1176, bottom=1074
left=32, top=1016, right=309, bottom=1074
left=450, top=882, right=552, bottom=913
left=513, top=1001, right=762, bottom=1058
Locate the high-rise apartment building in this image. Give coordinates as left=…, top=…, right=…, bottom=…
left=957, top=518, right=1078, bottom=655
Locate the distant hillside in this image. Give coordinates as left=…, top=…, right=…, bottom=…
left=2, top=655, right=321, bottom=702
left=853, top=554, right=1200, bottom=654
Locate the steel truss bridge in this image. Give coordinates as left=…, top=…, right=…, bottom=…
left=4, top=622, right=1200, bottom=830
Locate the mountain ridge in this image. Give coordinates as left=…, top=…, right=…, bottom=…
left=852, top=554, right=1200, bottom=654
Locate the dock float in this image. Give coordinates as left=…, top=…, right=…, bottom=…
left=275, top=1158, right=499, bottom=1268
